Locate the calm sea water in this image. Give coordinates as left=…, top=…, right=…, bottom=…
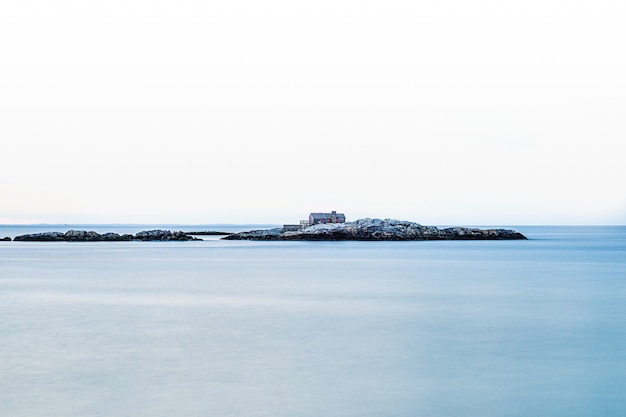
left=1, top=226, right=625, bottom=417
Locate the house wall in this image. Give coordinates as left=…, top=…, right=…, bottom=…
left=309, top=213, right=346, bottom=225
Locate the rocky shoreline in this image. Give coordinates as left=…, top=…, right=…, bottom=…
left=4, top=220, right=528, bottom=242
left=11, top=230, right=201, bottom=242
left=222, top=218, right=527, bottom=241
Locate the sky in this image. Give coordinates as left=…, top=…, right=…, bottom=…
left=1, top=1, right=625, bottom=225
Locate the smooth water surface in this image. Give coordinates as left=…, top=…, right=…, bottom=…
left=1, top=226, right=625, bottom=416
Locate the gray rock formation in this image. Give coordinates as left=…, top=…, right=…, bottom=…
left=223, top=227, right=284, bottom=241
left=222, top=218, right=527, bottom=241
left=1, top=237, right=11, bottom=241
left=13, top=232, right=67, bottom=242
left=13, top=230, right=199, bottom=242
left=133, top=230, right=199, bottom=241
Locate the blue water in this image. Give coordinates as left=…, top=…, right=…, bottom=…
left=1, top=226, right=625, bottom=417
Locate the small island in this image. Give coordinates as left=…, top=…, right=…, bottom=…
left=7, top=211, right=527, bottom=242
left=223, top=218, right=527, bottom=241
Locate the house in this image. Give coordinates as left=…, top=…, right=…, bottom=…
left=309, top=210, right=346, bottom=225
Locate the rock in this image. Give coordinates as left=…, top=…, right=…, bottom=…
left=1, top=237, right=11, bottom=241
left=13, top=230, right=199, bottom=242
left=63, top=230, right=106, bottom=241
left=222, top=218, right=527, bottom=241
left=101, top=232, right=133, bottom=241
left=222, top=228, right=283, bottom=240
left=13, top=232, right=66, bottom=241
left=132, top=230, right=199, bottom=241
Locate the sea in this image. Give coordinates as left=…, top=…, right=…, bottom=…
left=1, top=225, right=625, bottom=417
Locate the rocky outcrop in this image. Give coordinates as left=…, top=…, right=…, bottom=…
left=13, top=230, right=199, bottom=242
left=222, top=218, right=527, bottom=241
left=14, top=230, right=130, bottom=242
left=133, top=230, right=199, bottom=241
left=223, top=227, right=284, bottom=241
left=1, top=237, right=11, bottom=241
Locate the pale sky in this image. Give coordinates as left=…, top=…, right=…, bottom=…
left=1, top=1, right=625, bottom=225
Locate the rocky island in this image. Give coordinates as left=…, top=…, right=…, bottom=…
left=222, top=218, right=527, bottom=241
left=13, top=230, right=200, bottom=242
left=7, top=219, right=527, bottom=242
